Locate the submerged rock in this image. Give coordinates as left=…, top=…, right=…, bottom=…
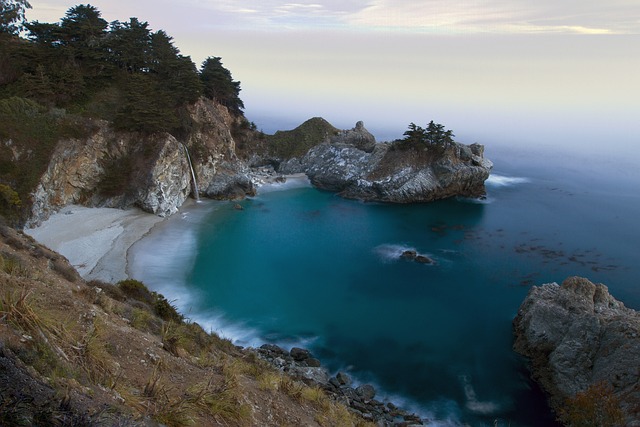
left=400, top=250, right=417, bottom=259
left=513, top=276, right=640, bottom=425
left=414, top=255, right=435, bottom=264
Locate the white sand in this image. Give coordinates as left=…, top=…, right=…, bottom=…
left=25, top=205, right=164, bottom=283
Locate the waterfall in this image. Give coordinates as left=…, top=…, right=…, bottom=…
left=181, top=143, right=200, bottom=201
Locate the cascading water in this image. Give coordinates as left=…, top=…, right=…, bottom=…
left=181, top=143, right=200, bottom=201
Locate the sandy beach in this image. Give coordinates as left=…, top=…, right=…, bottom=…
left=23, top=174, right=311, bottom=285
left=24, top=205, right=164, bottom=283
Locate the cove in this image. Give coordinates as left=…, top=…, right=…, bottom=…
left=129, top=148, right=640, bottom=426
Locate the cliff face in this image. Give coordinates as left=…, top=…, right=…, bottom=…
left=184, top=99, right=255, bottom=200
left=27, top=98, right=254, bottom=226
left=279, top=121, right=492, bottom=203
left=513, top=277, right=640, bottom=425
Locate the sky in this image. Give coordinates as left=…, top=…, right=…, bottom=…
left=26, top=1, right=639, bottom=160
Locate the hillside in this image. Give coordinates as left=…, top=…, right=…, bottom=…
left=0, top=223, right=375, bottom=426
left=0, top=4, right=256, bottom=227
left=263, top=117, right=339, bottom=159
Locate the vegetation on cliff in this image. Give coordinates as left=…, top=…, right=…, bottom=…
left=393, top=120, right=455, bottom=151
left=0, top=3, right=251, bottom=225
left=263, top=117, right=339, bottom=159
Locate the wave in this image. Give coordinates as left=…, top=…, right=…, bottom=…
left=255, top=173, right=312, bottom=194
left=456, top=196, right=494, bottom=205
left=373, top=243, right=417, bottom=263
left=486, top=174, right=530, bottom=187
left=459, top=374, right=501, bottom=416
left=374, top=243, right=442, bottom=266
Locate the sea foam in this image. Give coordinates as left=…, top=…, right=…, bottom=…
left=255, top=173, right=312, bottom=194
left=373, top=243, right=417, bottom=263
left=485, top=174, right=531, bottom=187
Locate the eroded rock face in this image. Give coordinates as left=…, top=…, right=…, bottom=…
left=513, top=276, right=640, bottom=424
left=28, top=98, right=254, bottom=225
left=279, top=121, right=493, bottom=203
left=183, top=98, right=255, bottom=199
left=29, top=126, right=192, bottom=225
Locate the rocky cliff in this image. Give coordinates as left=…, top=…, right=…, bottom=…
left=513, top=276, right=640, bottom=425
left=279, top=121, right=493, bottom=203
left=27, top=98, right=254, bottom=226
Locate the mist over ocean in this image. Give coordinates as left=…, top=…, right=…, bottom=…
left=130, top=141, right=640, bottom=426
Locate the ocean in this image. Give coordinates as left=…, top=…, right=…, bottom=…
left=129, top=144, right=640, bottom=426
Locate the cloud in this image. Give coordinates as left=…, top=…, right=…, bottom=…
left=191, top=0, right=639, bottom=34
left=347, top=0, right=639, bottom=34
left=193, top=0, right=369, bottom=28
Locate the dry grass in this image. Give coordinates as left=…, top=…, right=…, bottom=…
left=0, top=252, right=30, bottom=277
left=1, top=228, right=377, bottom=427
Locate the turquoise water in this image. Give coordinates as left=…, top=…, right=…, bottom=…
left=130, top=146, right=640, bottom=426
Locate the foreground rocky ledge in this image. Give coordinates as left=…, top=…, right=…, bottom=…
left=513, top=276, right=640, bottom=425
left=253, top=344, right=426, bottom=426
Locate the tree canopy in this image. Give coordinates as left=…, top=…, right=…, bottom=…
left=200, top=56, right=244, bottom=116
left=397, top=120, right=455, bottom=149
left=0, top=0, right=31, bottom=35
left=0, top=4, right=245, bottom=132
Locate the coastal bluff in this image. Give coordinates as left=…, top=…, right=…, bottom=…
left=277, top=120, right=493, bottom=203
left=513, top=276, right=640, bottom=425
left=26, top=98, right=254, bottom=226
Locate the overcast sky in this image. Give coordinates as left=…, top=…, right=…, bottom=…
left=27, top=1, right=639, bottom=157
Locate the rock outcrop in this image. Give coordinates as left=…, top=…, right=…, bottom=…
left=255, top=343, right=428, bottom=426
left=513, top=276, right=640, bottom=425
left=279, top=121, right=492, bottom=203
left=183, top=98, right=255, bottom=200
left=28, top=98, right=254, bottom=225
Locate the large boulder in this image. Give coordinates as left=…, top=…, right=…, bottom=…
left=29, top=126, right=192, bottom=224
left=513, top=276, right=640, bottom=425
left=329, top=120, right=376, bottom=153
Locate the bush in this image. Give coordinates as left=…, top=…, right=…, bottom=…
left=117, top=279, right=154, bottom=304
left=154, top=294, right=182, bottom=323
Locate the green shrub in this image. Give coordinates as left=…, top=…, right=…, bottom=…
left=117, top=279, right=154, bottom=304
left=154, top=295, right=182, bottom=323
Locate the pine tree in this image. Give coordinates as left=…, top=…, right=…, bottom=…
left=200, top=56, right=244, bottom=116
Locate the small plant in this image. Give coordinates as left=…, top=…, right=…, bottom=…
left=187, top=376, right=251, bottom=425
left=51, top=258, right=78, bottom=282
left=74, top=317, right=115, bottom=385
left=301, top=386, right=331, bottom=410
left=0, top=252, right=28, bottom=277
left=117, top=279, right=153, bottom=304
left=154, top=294, right=182, bottom=322
left=257, top=371, right=281, bottom=391
left=0, top=287, right=70, bottom=376
left=131, top=307, right=159, bottom=333
left=279, top=376, right=304, bottom=401
left=558, top=381, right=625, bottom=427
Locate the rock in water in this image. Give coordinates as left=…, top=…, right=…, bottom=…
left=278, top=121, right=493, bottom=203
left=400, top=250, right=417, bottom=259
left=513, top=276, right=640, bottom=424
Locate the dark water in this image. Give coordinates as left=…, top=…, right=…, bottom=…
left=130, top=146, right=640, bottom=426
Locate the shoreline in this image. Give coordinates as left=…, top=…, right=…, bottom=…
left=24, top=173, right=312, bottom=286
left=23, top=175, right=431, bottom=425
left=24, top=205, right=164, bottom=283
